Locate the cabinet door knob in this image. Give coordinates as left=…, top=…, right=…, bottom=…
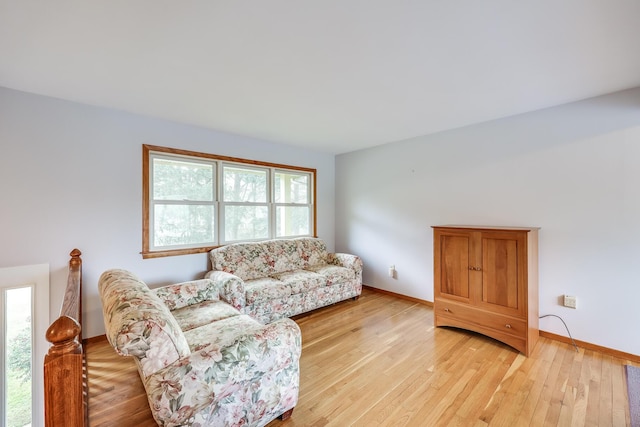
left=444, top=308, right=450, bottom=312
left=505, top=324, right=512, bottom=329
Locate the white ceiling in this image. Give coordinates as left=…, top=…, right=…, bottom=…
left=1, top=1, right=639, bottom=154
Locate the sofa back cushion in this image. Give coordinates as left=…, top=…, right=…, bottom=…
left=265, top=238, right=328, bottom=271
left=209, top=241, right=272, bottom=280
left=98, top=269, right=191, bottom=378
left=209, top=238, right=329, bottom=280
left=293, top=237, right=329, bottom=268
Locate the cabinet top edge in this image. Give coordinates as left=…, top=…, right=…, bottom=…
left=432, top=225, right=540, bottom=231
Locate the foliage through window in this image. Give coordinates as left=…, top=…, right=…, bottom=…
left=143, top=145, right=316, bottom=258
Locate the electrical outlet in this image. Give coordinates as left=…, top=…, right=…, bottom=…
left=563, top=295, right=577, bottom=309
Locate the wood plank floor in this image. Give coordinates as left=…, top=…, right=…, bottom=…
left=86, top=288, right=635, bottom=426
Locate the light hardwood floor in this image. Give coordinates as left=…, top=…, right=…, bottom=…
left=86, top=288, right=635, bottom=426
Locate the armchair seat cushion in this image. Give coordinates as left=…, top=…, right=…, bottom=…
left=171, top=299, right=241, bottom=332
left=183, top=314, right=265, bottom=353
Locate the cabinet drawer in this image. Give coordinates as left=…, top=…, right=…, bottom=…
left=435, top=298, right=526, bottom=338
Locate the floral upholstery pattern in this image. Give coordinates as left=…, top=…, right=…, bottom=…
left=204, top=271, right=245, bottom=310
left=271, top=269, right=325, bottom=295
left=245, top=281, right=363, bottom=325
left=306, top=264, right=355, bottom=285
left=171, top=299, right=240, bottom=331
left=98, top=269, right=191, bottom=377
left=244, top=277, right=291, bottom=305
left=99, top=269, right=301, bottom=427
left=206, top=238, right=363, bottom=324
left=154, top=278, right=220, bottom=311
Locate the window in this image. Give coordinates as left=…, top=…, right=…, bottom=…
left=143, top=145, right=316, bottom=258
left=274, top=170, right=311, bottom=237
left=1, top=263, right=49, bottom=427
left=222, top=165, right=269, bottom=242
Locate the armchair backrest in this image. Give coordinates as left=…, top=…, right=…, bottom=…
left=98, top=269, right=191, bottom=378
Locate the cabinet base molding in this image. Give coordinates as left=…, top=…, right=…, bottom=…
left=435, top=297, right=534, bottom=355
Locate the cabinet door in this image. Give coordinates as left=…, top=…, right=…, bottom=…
left=434, top=230, right=472, bottom=303
left=478, top=230, right=527, bottom=317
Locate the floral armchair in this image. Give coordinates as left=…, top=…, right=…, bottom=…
left=98, top=269, right=301, bottom=427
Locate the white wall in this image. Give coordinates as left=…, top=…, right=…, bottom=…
left=0, top=87, right=336, bottom=338
left=336, top=88, right=640, bottom=356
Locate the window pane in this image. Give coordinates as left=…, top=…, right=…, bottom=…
left=225, top=206, right=268, bottom=241
left=5, top=287, right=33, bottom=427
left=223, top=166, right=267, bottom=202
left=275, top=171, right=309, bottom=203
left=153, top=157, right=214, bottom=201
left=276, top=206, right=310, bottom=237
left=154, top=204, right=215, bottom=247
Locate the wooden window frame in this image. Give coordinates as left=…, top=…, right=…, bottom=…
left=142, top=144, right=317, bottom=259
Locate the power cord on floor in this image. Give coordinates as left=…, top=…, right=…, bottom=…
left=539, top=314, right=579, bottom=352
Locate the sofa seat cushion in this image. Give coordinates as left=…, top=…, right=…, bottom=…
left=271, top=269, right=325, bottom=294
left=306, top=264, right=356, bottom=285
left=171, top=300, right=241, bottom=332
left=182, top=314, right=264, bottom=353
left=245, top=277, right=291, bottom=305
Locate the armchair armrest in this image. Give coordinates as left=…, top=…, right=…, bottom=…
left=154, top=278, right=220, bottom=311
left=205, top=270, right=246, bottom=310
left=144, top=318, right=301, bottom=426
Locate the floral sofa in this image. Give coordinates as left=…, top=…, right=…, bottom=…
left=98, top=269, right=301, bottom=427
left=205, top=237, right=363, bottom=324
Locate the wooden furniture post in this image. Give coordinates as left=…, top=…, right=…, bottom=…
left=44, top=249, right=86, bottom=427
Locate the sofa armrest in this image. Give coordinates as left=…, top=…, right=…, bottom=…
left=154, top=278, right=220, bottom=311
left=144, top=318, right=301, bottom=426
left=328, top=253, right=363, bottom=272
left=98, top=269, right=191, bottom=378
left=328, top=253, right=363, bottom=283
left=205, top=270, right=246, bottom=310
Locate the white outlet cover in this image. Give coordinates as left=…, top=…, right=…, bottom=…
left=563, top=295, right=577, bottom=309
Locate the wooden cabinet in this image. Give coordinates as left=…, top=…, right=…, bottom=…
left=433, top=225, right=539, bottom=356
